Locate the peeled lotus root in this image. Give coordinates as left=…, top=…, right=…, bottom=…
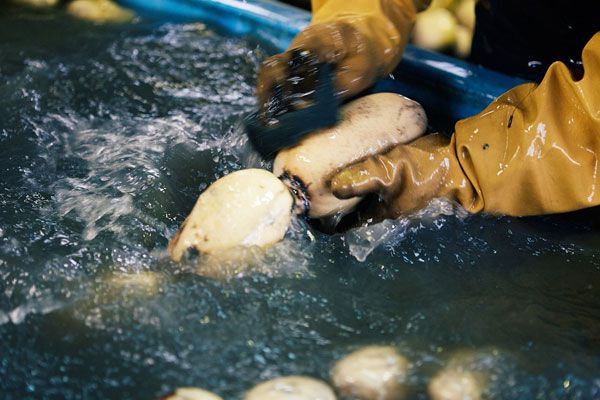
left=454, top=25, right=473, bottom=59
left=413, top=7, right=458, bottom=51
left=244, top=376, right=336, bottom=400
left=66, top=0, right=134, bottom=23
left=161, top=387, right=223, bottom=400
left=453, top=0, right=476, bottom=29
left=168, top=169, right=294, bottom=260
left=331, top=345, right=411, bottom=400
left=10, top=0, right=60, bottom=7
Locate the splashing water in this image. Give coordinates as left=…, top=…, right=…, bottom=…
left=1, top=8, right=600, bottom=400
left=345, top=198, right=468, bottom=262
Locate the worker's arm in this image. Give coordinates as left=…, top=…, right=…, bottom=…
left=331, top=33, right=600, bottom=218
left=256, top=0, right=429, bottom=111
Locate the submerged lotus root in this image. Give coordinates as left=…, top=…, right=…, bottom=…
left=330, top=345, right=411, bottom=400
left=244, top=376, right=336, bottom=400
left=273, top=93, right=427, bottom=219
left=413, top=8, right=458, bottom=51
left=428, top=369, right=484, bottom=400
left=161, top=387, right=223, bottom=400
left=106, top=271, right=162, bottom=297
left=66, top=0, right=134, bottom=23
left=169, top=169, right=294, bottom=261
left=10, top=0, right=60, bottom=7
left=427, top=348, right=497, bottom=400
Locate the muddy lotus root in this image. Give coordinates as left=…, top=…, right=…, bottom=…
left=274, top=92, right=427, bottom=219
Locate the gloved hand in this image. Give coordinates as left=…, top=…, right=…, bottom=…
left=331, top=133, right=478, bottom=217
left=256, top=0, right=429, bottom=119
left=331, top=32, right=600, bottom=218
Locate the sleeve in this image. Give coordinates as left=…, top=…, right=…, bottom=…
left=308, top=0, right=429, bottom=75
left=454, top=32, right=600, bottom=216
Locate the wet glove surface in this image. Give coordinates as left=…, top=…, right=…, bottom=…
left=332, top=32, right=600, bottom=218
left=331, top=133, right=475, bottom=219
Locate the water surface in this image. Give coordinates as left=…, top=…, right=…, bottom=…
left=1, top=7, right=600, bottom=400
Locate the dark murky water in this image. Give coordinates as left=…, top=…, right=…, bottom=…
left=1, top=7, right=600, bottom=400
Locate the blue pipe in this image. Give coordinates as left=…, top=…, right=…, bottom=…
left=118, top=0, right=528, bottom=121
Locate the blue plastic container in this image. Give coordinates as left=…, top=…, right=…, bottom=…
left=117, top=0, right=527, bottom=122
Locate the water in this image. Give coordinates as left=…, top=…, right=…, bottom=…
left=1, top=7, right=600, bottom=400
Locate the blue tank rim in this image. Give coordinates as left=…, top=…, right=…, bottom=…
left=116, top=0, right=528, bottom=121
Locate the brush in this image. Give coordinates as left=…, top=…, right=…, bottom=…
left=245, top=50, right=339, bottom=159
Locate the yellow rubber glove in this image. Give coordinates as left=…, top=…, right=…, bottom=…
left=256, top=0, right=430, bottom=116
left=331, top=32, right=600, bottom=218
